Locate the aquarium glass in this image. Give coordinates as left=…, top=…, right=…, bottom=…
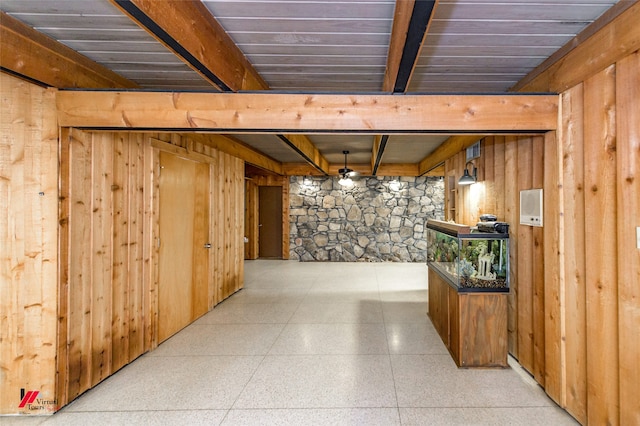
left=427, top=225, right=509, bottom=293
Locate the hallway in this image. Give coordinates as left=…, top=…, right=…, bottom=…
left=18, top=261, right=575, bottom=425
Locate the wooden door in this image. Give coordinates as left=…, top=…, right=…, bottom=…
left=258, top=186, right=283, bottom=258
left=158, top=152, right=209, bottom=343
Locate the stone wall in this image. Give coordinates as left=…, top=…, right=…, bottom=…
left=289, top=176, right=445, bottom=262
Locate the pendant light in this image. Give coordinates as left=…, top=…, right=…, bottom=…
left=338, top=150, right=354, bottom=186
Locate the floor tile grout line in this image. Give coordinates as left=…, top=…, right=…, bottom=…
left=376, top=266, right=403, bottom=423
left=224, top=273, right=311, bottom=416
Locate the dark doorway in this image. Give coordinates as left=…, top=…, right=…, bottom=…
left=259, top=186, right=283, bottom=258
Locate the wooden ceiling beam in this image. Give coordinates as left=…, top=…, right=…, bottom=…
left=383, top=0, right=416, bottom=93
left=418, top=1, right=638, bottom=176
left=110, top=0, right=329, bottom=174
left=278, top=134, right=329, bottom=175
left=418, top=135, right=482, bottom=175
left=511, top=1, right=639, bottom=93
left=110, top=0, right=267, bottom=91
left=57, top=91, right=558, bottom=133
left=0, top=12, right=137, bottom=89
left=374, top=0, right=438, bottom=174
left=187, top=133, right=283, bottom=175
left=383, top=0, right=438, bottom=93
left=282, top=163, right=326, bottom=176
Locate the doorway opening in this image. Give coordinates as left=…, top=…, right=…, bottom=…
left=258, top=186, right=283, bottom=259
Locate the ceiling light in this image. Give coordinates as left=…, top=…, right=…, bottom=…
left=338, top=150, right=356, bottom=186
left=338, top=176, right=353, bottom=186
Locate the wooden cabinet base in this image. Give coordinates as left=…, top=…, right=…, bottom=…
left=428, top=268, right=508, bottom=368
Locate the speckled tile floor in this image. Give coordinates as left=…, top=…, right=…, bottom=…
left=4, top=260, right=577, bottom=425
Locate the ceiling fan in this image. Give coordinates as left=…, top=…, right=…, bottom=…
left=338, top=150, right=359, bottom=186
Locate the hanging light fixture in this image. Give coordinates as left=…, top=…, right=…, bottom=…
left=458, top=161, right=477, bottom=186
left=338, top=150, right=355, bottom=186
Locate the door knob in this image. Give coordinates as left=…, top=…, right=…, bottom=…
left=204, top=243, right=212, bottom=249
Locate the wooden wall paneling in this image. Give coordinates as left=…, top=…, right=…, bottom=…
left=483, top=137, right=496, bottom=215
left=111, top=133, right=130, bottom=372
left=503, top=136, right=519, bottom=357
left=456, top=151, right=465, bottom=224
left=542, top=130, right=564, bottom=406
left=212, top=147, right=222, bottom=307
left=208, top=148, right=219, bottom=309
left=235, top=156, right=245, bottom=288
left=233, top=156, right=244, bottom=294
left=191, top=160, right=210, bottom=319
left=90, top=132, right=114, bottom=387
left=217, top=152, right=227, bottom=300
left=0, top=75, right=58, bottom=414
left=143, top=140, right=159, bottom=351
left=67, top=129, right=94, bottom=399
left=444, top=158, right=455, bottom=221
left=224, top=153, right=233, bottom=299
left=244, top=179, right=259, bottom=260
left=128, top=133, right=145, bottom=359
left=615, top=51, right=640, bottom=426
left=560, top=84, right=587, bottom=423
left=584, top=64, right=619, bottom=426
left=25, top=86, right=58, bottom=410
left=493, top=136, right=506, bottom=222
left=516, top=137, right=534, bottom=374
left=56, top=128, right=71, bottom=408
left=531, top=136, right=546, bottom=386
left=466, top=142, right=484, bottom=225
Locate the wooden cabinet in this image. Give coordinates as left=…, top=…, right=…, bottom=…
left=428, top=268, right=508, bottom=368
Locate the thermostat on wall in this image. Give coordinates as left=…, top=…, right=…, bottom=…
left=520, top=189, right=543, bottom=227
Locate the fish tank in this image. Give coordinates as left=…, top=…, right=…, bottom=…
left=426, top=219, right=509, bottom=293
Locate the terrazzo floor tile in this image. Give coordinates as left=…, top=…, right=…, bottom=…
left=20, top=260, right=578, bottom=425
left=221, top=408, right=401, bottom=426
left=385, top=322, right=449, bottom=355
left=379, top=289, right=428, bottom=302
left=399, top=407, right=578, bottom=425
left=63, top=355, right=263, bottom=411
left=382, top=301, right=430, bottom=323
left=221, top=288, right=309, bottom=305
left=289, top=301, right=384, bottom=323
left=149, top=323, right=285, bottom=356
left=300, top=291, right=381, bottom=305
left=0, top=416, right=48, bottom=425
left=391, top=354, right=554, bottom=408
left=232, top=355, right=397, bottom=409
left=268, top=323, right=389, bottom=355
left=40, top=410, right=227, bottom=426
left=193, top=302, right=299, bottom=324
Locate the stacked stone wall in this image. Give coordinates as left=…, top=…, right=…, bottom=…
left=289, top=176, right=445, bottom=262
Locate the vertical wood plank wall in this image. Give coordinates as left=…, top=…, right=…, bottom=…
left=0, top=74, right=58, bottom=414
left=444, top=48, right=639, bottom=425
left=244, top=178, right=259, bottom=260
left=56, top=130, right=245, bottom=408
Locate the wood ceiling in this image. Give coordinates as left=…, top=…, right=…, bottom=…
left=0, top=0, right=625, bottom=176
